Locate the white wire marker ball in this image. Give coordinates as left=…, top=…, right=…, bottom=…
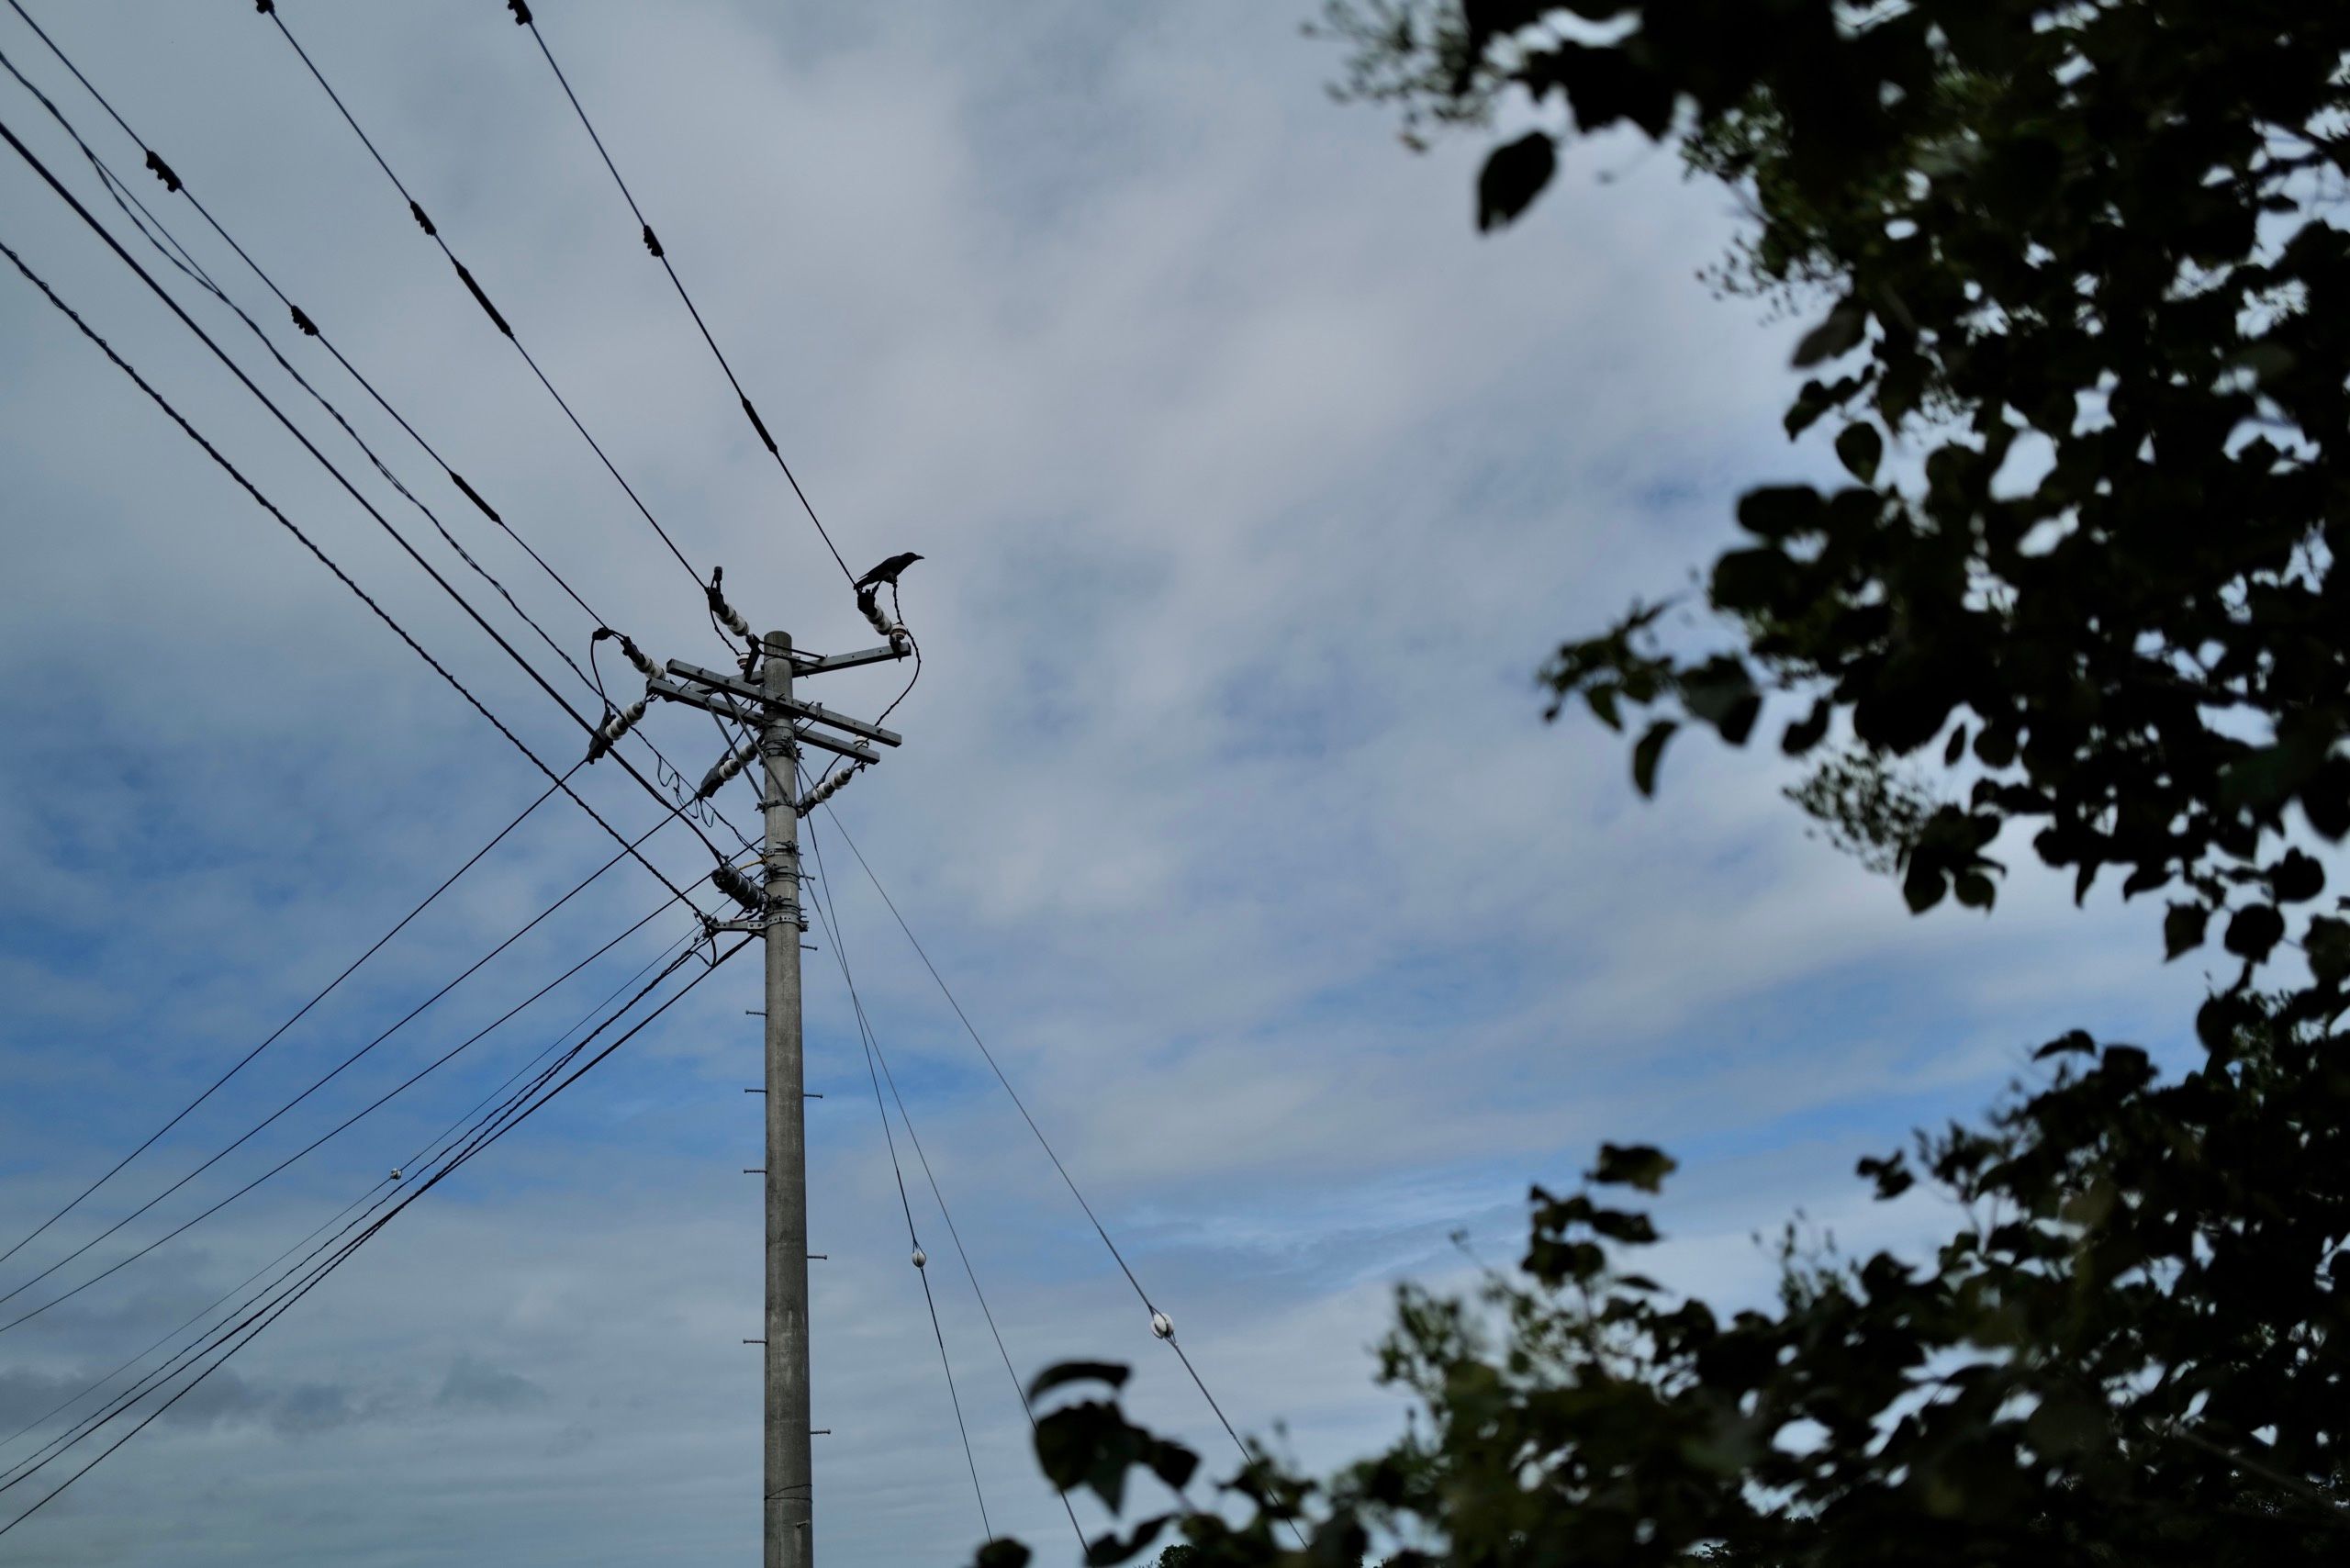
left=1150, top=1311, right=1174, bottom=1339
left=912, top=1248, right=927, bottom=1270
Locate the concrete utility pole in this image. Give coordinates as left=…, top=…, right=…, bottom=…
left=760, top=632, right=813, bottom=1567
left=628, top=613, right=908, bottom=1568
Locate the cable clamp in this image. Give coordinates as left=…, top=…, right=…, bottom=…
left=509, top=0, right=533, bottom=22
left=706, top=566, right=752, bottom=641
left=143, top=150, right=181, bottom=193
left=594, top=627, right=663, bottom=679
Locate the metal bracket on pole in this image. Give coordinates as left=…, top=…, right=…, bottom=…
left=791, top=727, right=882, bottom=767
left=791, top=643, right=908, bottom=678
left=644, top=674, right=759, bottom=725
left=666, top=659, right=902, bottom=748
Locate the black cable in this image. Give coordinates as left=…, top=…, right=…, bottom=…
left=0, top=767, right=567, bottom=1276
left=0, top=37, right=588, bottom=689
left=815, top=802, right=1154, bottom=1308
left=0, top=918, right=703, bottom=1495
left=0, top=124, right=723, bottom=891
left=813, top=800, right=1301, bottom=1543
left=800, top=798, right=1085, bottom=1552
left=0, top=1175, right=386, bottom=1478
left=822, top=823, right=992, bottom=1541
left=0, top=937, right=746, bottom=1539
left=0, top=31, right=753, bottom=859
left=256, top=4, right=707, bottom=591
left=512, top=7, right=858, bottom=590
left=1, top=0, right=599, bottom=614
left=0, top=822, right=705, bottom=1336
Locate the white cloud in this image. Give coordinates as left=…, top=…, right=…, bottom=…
left=0, top=3, right=2205, bottom=1563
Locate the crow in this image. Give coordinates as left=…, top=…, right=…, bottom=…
left=854, top=552, right=923, bottom=591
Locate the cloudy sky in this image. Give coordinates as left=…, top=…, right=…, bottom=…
left=0, top=3, right=2213, bottom=1564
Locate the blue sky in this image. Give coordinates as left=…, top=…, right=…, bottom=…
left=0, top=3, right=2220, bottom=1563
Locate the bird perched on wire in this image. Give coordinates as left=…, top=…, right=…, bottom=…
left=855, top=552, right=923, bottom=592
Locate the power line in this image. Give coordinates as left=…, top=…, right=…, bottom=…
left=0, top=920, right=701, bottom=1492
left=0, top=825, right=710, bottom=1338
left=255, top=1, right=709, bottom=594
left=509, top=2, right=857, bottom=590
left=812, top=800, right=1299, bottom=1542
left=816, top=829, right=993, bottom=1542
left=0, top=766, right=569, bottom=1276
left=0, top=31, right=589, bottom=700
left=0, top=937, right=748, bottom=1539
left=0, top=9, right=755, bottom=857
left=799, top=798, right=1088, bottom=1555
left=0, top=124, right=722, bottom=897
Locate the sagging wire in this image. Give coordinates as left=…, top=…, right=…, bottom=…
left=794, top=799, right=996, bottom=1543
left=0, top=936, right=748, bottom=1540
left=799, top=782, right=1090, bottom=1554
left=811, top=800, right=1305, bottom=1548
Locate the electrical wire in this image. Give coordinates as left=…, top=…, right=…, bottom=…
left=0, top=124, right=723, bottom=895
left=814, top=831, right=994, bottom=1541
left=256, top=2, right=708, bottom=594
left=0, top=33, right=585, bottom=696
left=0, top=11, right=755, bottom=856
left=799, top=795, right=1088, bottom=1553
left=812, top=800, right=1300, bottom=1540
left=0, top=936, right=748, bottom=1539
left=0, top=919, right=701, bottom=1492
left=509, top=5, right=857, bottom=591
left=0, top=823, right=710, bottom=1337
left=0, top=766, right=570, bottom=1275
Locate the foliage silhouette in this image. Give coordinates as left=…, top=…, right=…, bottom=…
left=977, top=4, right=2350, bottom=1563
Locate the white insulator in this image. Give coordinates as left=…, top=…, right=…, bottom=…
left=1150, top=1311, right=1173, bottom=1339
left=388, top=1168, right=404, bottom=1182
left=698, top=741, right=757, bottom=801
left=912, top=1248, right=927, bottom=1270
left=622, top=639, right=660, bottom=678
left=605, top=696, right=648, bottom=740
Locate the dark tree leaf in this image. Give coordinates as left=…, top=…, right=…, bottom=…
left=1477, top=131, right=1557, bottom=231
left=1028, top=1361, right=1132, bottom=1402
left=1590, top=1142, right=1677, bottom=1193
left=1835, top=420, right=1884, bottom=482
left=1083, top=1515, right=1174, bottom=1566
left=1631, top=719, right=1677, bottom=796
left=2222, top=904, right=2285, bottom=962
left=2270, top=849, right=2324, bottom=902
left=2163, top=902, right=2209, bottom=959
left=1792, top=299, right=1867, bottom=366
left=973, top=1540, right=1033, bottom=1568
left=1783, top=698, right=1831, bottom=756
left=2306, top=916, right=2350, bottom=986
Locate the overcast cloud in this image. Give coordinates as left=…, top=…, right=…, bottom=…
left=0, top=4, right=2215, bottom=1564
